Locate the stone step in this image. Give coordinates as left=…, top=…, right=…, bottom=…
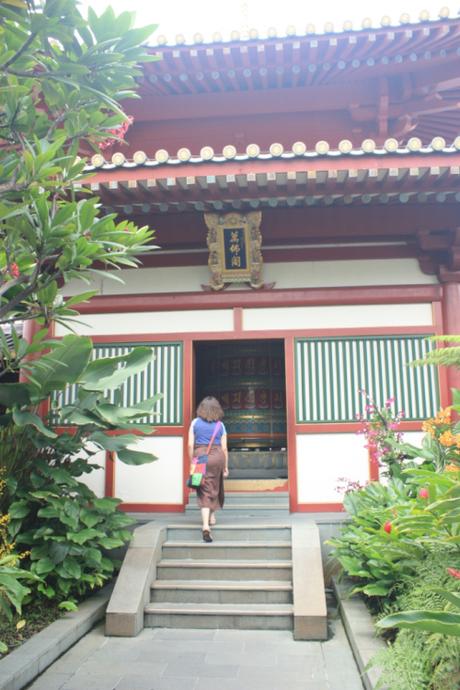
left=189, top=491, right=289, bottom=504
left=228, top=453, right=287, bottom=470
left=227, top=470, right=288, bottom=479
left=166, top=524, right=291, bottom=542
left=156, top=559, right=292, bottom=581
left=151, top=580, right=293, bottom=604
left=144, top=601, right=293, bottom=630
left=185, top=504, right=289, bottom=514
left=161, top=540, right=292, bottom=560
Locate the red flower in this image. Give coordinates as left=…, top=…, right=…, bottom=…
left=97, top=116, right=134, bottom=151
left=447, top=567, right=460, bottom=579
left=383, top=521, right=392, bottom=534
left=418, top=488, right=429, bottom=499
left=9, top=263, right=19, bottom=278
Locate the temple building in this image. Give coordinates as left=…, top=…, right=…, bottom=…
left=59, top=10, right=460, bottom=512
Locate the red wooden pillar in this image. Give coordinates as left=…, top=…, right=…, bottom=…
left=441, top=280, right=460, bottom=397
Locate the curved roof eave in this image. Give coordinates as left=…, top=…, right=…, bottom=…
left=149, top=9, right=458, bottom=47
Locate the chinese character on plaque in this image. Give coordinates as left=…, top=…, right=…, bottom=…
left=203, top=212, right=267, bottom=290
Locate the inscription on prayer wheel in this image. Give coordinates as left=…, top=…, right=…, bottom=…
left=195, top=340, right=286, bottom=449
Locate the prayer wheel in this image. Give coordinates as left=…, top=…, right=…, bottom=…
left=195, top=340, right=287, bottom=449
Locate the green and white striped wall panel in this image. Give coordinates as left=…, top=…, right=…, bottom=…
left=54, top=342, right=183, bottom=426
left=295, top=335, right=439, bottom=423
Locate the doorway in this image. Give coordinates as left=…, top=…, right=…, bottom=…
left=194, top=339, right=287, bottom=490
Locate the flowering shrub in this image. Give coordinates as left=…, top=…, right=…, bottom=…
left=420, top=407, right=460, bottom=469
left=356, top=391, right=407, bottom=479
left=335, top=477, right=369, bottom=494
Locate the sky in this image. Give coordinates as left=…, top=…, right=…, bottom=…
left=77, top=0, right=457, bottom=42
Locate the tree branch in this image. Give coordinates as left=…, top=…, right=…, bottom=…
left=3, top=31, right=37, bottom=70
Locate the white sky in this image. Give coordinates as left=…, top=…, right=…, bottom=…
left=77, top=0, right=457, bottom=42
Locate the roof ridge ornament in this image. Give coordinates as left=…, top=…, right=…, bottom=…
left=87, top=135, right=459, bottom=171
left=153, top=7, right=458, bottom=46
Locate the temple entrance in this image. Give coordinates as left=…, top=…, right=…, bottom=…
left=194, top=339, right=287, bottom=489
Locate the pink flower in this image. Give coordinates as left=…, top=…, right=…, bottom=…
left=9, top=263, right=19, bottom=278
left=418, top=488, right=429, bottom=499
left=447, top=567, right=460, bottom=579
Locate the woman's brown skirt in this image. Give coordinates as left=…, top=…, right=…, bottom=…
left=194, top=445, right=225, bottom=510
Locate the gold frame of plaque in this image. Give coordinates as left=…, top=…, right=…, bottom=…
left=204, top=211, right=264, bottom=290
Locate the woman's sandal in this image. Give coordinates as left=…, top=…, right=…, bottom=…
left=202, top=529, right=213, bottom=543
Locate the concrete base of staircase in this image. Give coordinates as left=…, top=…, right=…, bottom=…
left=105, top=522, right=166, bottom=637
left=292, top=522, right=328, bottom=640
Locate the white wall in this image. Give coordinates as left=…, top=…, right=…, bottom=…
left=54, top=308, right=234, bottom=336
left=73, top=445, right=106, bottom=498
left=61, top=258, right=437, bottom=297
left=295, top=429, right=427, bottom=505
left=114, top=436, right=183, bottom=504
left=296, top=432, right=370, bottom=504
left=264, top=258, right=438, bottom=288
left=56, top=302, right=432, bottom=337
left=243, top=303, right=433, bottom=331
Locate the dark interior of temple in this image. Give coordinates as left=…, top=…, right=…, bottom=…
left=195, top=339, right=288, bottom=479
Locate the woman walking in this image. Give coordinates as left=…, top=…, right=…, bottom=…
left=188, top=396, right=229, bottom=542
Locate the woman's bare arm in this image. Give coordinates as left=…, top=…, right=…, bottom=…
left=221, top=433, right=229, bottom=476
left=187, top=425, right=195, bottom=460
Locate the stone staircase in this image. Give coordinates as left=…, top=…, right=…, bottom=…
left=145, top=523, right=293, bottom=630
left=105, top=501, right=328, bottom=641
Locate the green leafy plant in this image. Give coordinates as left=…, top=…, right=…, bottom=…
left=0, top=0, right=159, bottom=378
left=329, top=479, right=424, bottom=598
left=0, top=474, right=37, bottom=654
left=411, top=335, right=460, bottom=369
left=329, top=468, right=460, bottom=599
left=377, top=564, right=460, bottom=637
left=371, top=555, right=460, bottom=690
left=0, top=334, right=161, bottom=475
left=8, top=457, right=133, bottom=602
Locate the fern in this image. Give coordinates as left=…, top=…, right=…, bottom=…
left=374, top=631, right=431, bottom=690
left=411, top=335, right=460, bottom=369
left=373, top=552, right=460, bottom=690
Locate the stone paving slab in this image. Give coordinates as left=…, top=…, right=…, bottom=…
left=25, top=616, right=364, bottom=690
left=0, top=587, right=111, bottom=690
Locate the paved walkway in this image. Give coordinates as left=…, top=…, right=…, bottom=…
left=26, top=615, right=364, bottom=690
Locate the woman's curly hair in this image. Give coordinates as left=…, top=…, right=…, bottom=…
left=196, top=396, right=224, bottom=422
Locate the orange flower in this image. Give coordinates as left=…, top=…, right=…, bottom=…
left=439, top=430, right=455, bottom=447
left=434, top=407, right=452, bottom=425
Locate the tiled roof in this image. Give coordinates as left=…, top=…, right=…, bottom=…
left=86, top=136, right=460, bottom=171
left=79, top=137, right=460, bottom=214
left=152, top=7, right=456, bottom=46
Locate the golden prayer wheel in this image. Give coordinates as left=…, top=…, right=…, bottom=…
left=195, top=340, right=287, bottom=449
